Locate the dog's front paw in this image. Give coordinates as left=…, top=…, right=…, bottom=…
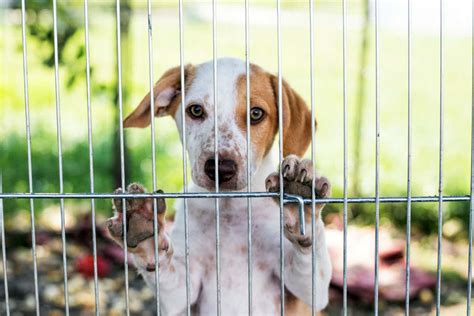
left=265, top=155, right=330, bottom=252
left=106, top=183, right=169, bottom=253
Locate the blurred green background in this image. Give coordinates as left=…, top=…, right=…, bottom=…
left=0, top=0, right=473, bottom=314
left=1, top=0, right=472, bottom=236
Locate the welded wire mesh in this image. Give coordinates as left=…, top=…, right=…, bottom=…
left=0, top=0, right=473, bottom=315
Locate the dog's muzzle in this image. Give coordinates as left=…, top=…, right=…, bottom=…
left=204, top=158, right=237, bottom=184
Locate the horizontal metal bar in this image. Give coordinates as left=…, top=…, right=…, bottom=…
left=0, top=192, right=470, bottom=203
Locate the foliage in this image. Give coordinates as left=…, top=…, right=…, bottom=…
left=2, top=127, right=183, bottom=216
left=10, top=0, right=88, bottom=89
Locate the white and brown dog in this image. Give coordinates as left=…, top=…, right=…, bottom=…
left=106, top=58, right=332, bottom=315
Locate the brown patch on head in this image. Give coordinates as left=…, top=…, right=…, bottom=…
left=235, top=64, right=314, bottom=159
left=235, top=65, right=279, bottom=161
left=123, top=64, right=195, bottom=128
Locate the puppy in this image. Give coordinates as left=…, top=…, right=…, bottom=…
left=107, top=58, right=332, bottom=315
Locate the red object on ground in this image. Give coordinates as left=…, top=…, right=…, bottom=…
left=75, top=254, right=111, bottom=278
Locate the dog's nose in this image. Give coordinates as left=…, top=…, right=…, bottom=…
left=204, top=159, right=237, bottom=183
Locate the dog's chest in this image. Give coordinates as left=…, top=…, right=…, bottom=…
left=186, top=197, right=283, bottom=314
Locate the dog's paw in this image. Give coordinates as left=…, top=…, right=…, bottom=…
left=106, top=183, right=168, bottom=252
left=265, top=155, right=330, bottom=252
left=265, top=155, right=330, bottom=200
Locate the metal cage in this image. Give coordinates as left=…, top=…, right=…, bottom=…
left=0, top=0, right=473, bottom=315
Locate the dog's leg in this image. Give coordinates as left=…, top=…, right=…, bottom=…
left=265, top=155, right=332, bottom=311
left=106, top=183, right=202, bottom=315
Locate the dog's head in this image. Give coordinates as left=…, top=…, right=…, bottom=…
left=124, top=58, right=314, bottom=191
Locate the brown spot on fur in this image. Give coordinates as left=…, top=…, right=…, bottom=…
left=285, top=289, right=312, bottom=316
left=272, top=288, right=314, bottom=316
left=319, top=266, right=327, bottom=280
left=168, top=264, right=176, bottom=273
left=235, top=64, right=315, bottom=158
left=257, top=261, right=267, bottom=271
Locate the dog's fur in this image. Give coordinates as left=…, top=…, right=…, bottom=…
left=106, top=58, right=332, bottom=315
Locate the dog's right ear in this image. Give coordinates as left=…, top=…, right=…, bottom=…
left=124, top=64, right=194, bottom=128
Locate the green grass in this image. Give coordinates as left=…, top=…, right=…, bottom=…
left=1, top=2, right=472, bottom=235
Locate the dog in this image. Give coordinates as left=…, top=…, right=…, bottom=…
left=106, top=58, right=332, bottom=315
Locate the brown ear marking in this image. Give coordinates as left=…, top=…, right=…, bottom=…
left=270, top=75, right=315, bottom=157
left=123, top=64, right=195, bottom=128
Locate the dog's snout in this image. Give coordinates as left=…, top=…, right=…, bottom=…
left=204, top=158, right=237, bottom=183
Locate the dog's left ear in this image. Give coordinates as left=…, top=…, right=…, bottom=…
left=124, top=64, right=194, bottom=128
left=270, top=75, right=314, bottom=157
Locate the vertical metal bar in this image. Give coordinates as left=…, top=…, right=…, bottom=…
left=405, top=0, right=412, bottom=314
left=83, top=0, right=100, bottom=314
left=436, top=0, right=444, bottom=314
left=276, top=0, right=285, bottom=314
left=342, top=0, right=348, bottom=314
left=373, top=0, right=381, bottom=313
left=211, top=1, right=221, bottom=314
left=0, top=176, right=9, bottom=316
left=20, top=2, right=40, bottom=314
left=308, top=0, right=317, bottom=314
left=145, top=1, right=161, bottom=314
left=178, top=1, right=191, bottom=315
left=244, top=0, right=253, bottom=314
left=115, top=1, right=130, bottom=314
left=468, top=0, right=474, bottom=313
left=52, top=1, right=70, bottom=313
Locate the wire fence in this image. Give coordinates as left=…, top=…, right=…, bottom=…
left=1, top=0, right=473, bottom=315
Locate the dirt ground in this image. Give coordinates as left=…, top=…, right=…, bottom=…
left=0, top=211, right=471, bottom=315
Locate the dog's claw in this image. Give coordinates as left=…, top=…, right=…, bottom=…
left=299, top=169, right=307, bottom=183
left=283, top=164, right=290, bottom=178
left=265, top=156, right=331, bottom=249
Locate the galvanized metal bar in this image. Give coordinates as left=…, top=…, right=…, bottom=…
left=115, top=1, right=130, bottom=314
left=374, top=0, right=381, bottom=313
left=436, top=0, right=444, bottom=314
left=83, top=0, right=100, bottom=314
left=468, top=0, right=474, bottom=313
left=283, top=195, right=305, bottom=235
left=211, top=1, right=221, bottom=314
left=178, top=1, right=191, bottom=314
left=244, top=0, right=253, bottom=314
left=1, top=193, right=471, bottom=203
left=52, top=0, right=70, bottom=312
left=309, top=0, right=317, bottom=312
left=405, top=0, right=413, bottom=314
left=342, top=0, right=348, bottom=314
left=145, top=1, right=161, bottom=313
left=20, top=1, right=40, bottom=314
left=0, top=192, right=469, bottom=205
left=0, top=176, right=9, bottom=316
left=276, top=0, right=285, bottom=314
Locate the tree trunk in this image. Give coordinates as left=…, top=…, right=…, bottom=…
left=351, top=0, right=370, bottom=199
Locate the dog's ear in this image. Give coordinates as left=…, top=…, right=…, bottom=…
left=124, top=65, right=194, bottom=128
left=270, top=75, right=314, bottom=157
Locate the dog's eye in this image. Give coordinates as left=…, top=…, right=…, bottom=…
left=250, top=107, right=265, bottom=124
left=187, top=104, right=204, bottom=119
